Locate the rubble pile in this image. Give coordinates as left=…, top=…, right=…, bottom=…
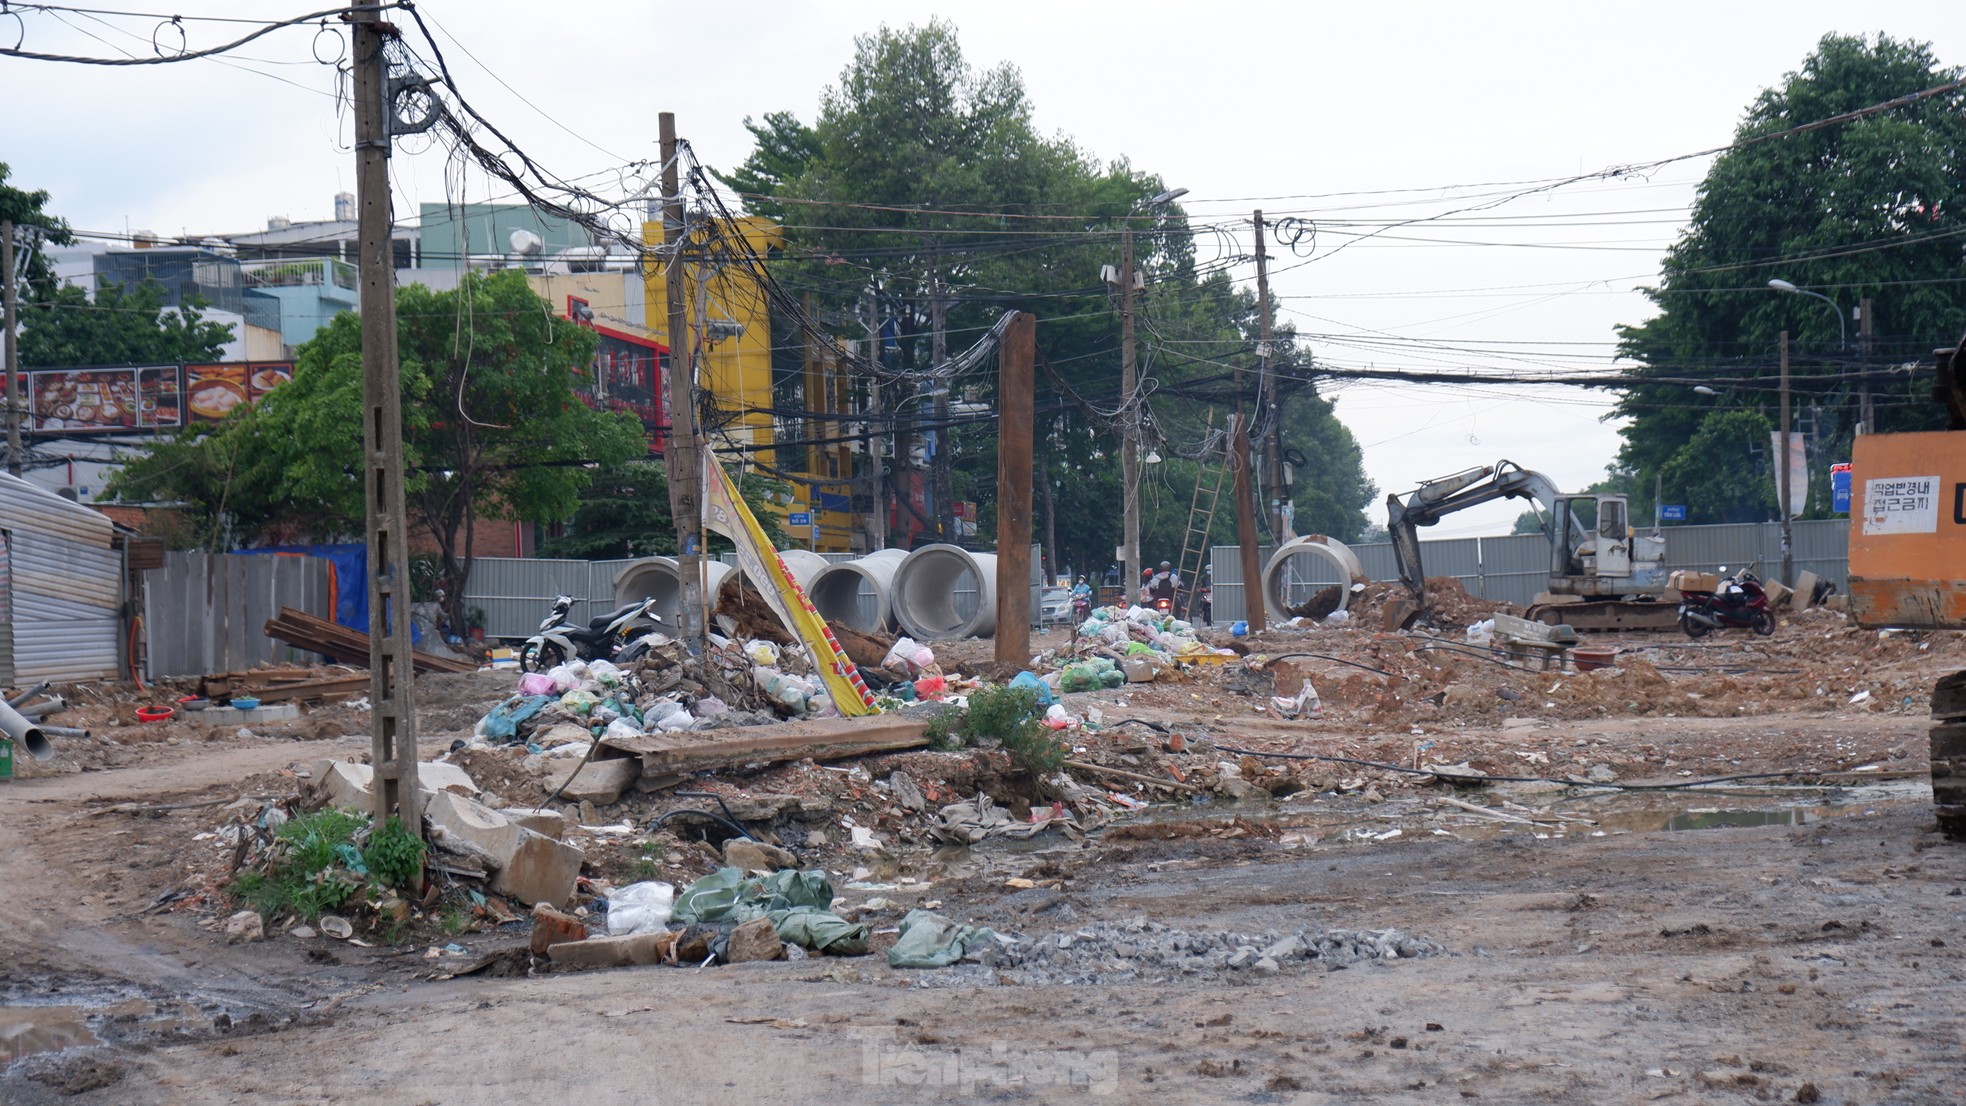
left=1058, top=605, right=1238, bottom=688
left=965, top=918, right=1447, bottom=985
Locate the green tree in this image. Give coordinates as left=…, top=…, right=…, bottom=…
left=20, top=279, right=234, bottom=367
left=1612, top=34, right=1966, bottom=516
left=725, top=19, right=1373, bottom=569
left=0, top=163, right=75, bottom=300
left=1658, top=409, right=1778, bottom=524
left=109, top=270, right=647, bottom=627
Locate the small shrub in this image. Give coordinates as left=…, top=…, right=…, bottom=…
left=924, top=705, right=968, bottom=750
left=234, top=808, right=367, bottom=920
left=361, top=816, right=425, bottom=890
left=945, top=685, right=1067, bottom=776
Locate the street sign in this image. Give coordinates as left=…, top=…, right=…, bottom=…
left=810, top=525, right=822, bottom=541
left=787, top=512, right=811, bottom=527
left=1830, top=462, right=1852, bottom=513
left=1660, top=504, right=1687, bottom=521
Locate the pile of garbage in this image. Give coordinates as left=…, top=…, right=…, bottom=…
left=1060, top=605, right=1237, bottom=687
left=968, top=918, right=1448, bottom=985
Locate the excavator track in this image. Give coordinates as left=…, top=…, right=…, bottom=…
left=1523, top=600, right=1680, bottom=633
left=1934, top=672, right=1966, bottom=840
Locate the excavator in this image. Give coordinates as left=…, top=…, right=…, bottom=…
left=1847, top=325, right=1966, bottom=839
left=1386, top=460, right=1677, bottom=631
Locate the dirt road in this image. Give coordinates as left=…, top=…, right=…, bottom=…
left=2, top=704, right=1961, bottom=1105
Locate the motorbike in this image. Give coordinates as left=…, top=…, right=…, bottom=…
left=1677, top=565, right=1774, bottom=638
left=1071, top=593, right=1092, bottom=622
left=520, top=595, right=664, bottom=670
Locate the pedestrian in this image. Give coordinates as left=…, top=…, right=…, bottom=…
left=1195, top=569, right=1214, bottom=626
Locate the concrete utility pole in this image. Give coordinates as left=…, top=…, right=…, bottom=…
left=350, top=7, right=420, bottom=829
left=1230, top=411, right=1264, bottom=631
left=994, top=311, right=1034, bottom=665
left=1858, top=297, right=1874, bottom=435
left=862, top=285, right=885, bottom=552
left=1119, top=226, right=1141, bottom=603
left=929, top=260, right=951, bottom=543
left=658, top=112, right=706, bottom=655
left=1253, top=211, right=1286, bottom=539
left=1779, top=329, right=1793, bottom=588
left=2, top=220, right=21, bottom=477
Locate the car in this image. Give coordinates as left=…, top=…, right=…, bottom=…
left=1038, top=585, right=1073, bottom=624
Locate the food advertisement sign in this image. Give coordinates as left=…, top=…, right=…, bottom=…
left=25, top=362, right=291, bottom=434
left=28, top=367, right=149, bottom=433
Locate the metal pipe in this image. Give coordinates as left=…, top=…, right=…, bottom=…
left=35, top=724, right=88, bottom=739
left=0, top=698, right=55, bottom=761
left=5, top=682, right=50, bottom=709
left=16, top=696, right=65, bottom=719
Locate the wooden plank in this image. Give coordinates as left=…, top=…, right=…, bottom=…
left=601, top=715, right=927, bottom=776
left=263, top=607, right=476, bottom=674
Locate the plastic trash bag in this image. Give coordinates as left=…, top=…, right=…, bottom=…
left=1008, top=671, right=1053, bottom=706
left=1271, top=678, right=1322, bottom=720
left=518, top=672, right=557, bottom=697
left=559, top=689, right=600, bottom=715
left=746, top=640, right=781, bottom=667
left=586, top=659, right=625, bottom=685
left=603, top=717, right=643, bottom=741
left=887, top=909, right=997, bottom=968
left=605, top=881, right=675, bottom=936
left=476, top=695, right=553, bottom=741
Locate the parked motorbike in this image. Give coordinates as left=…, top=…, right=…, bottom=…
left=520, top=595, right=664, bottom=670
left=1677, top=565, right=1774, bottom=638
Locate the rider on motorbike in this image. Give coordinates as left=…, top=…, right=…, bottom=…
left=1070, top=575, right=1094, bottom=614
left=1146, top=561, right=1181, bottom=610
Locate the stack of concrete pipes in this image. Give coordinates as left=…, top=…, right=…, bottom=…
left=811, top=544, right=1001, bottom=641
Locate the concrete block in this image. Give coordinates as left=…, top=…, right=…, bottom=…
left=722, top=838, right=797, bottom=873
left=492, top=831, right=584, bottom=909
left=223, top=703, right=301, bottom=724
left=418, top=760, right=481, bottom=797
left=496, top=808, right=567, bottom=840
left=313, top=759, right=373, bottom=811
left=724, top=916, right=785, bottom=963
left=545, top=755, right=641, bottom=806
left=546, top=931, right=677, bottom=969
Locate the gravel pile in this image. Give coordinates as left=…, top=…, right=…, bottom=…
left=933, top=916, right=1447, bottom=986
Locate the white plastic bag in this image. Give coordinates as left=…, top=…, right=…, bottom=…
left=746, top=640, right=781, bottom=667
left=606, top=881, right=675, bottom=936
left=1466, top=619, right=1495, bottom=646
left=603, top=717, right=643, bottom=741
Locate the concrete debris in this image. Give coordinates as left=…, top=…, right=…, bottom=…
left=425, top=790, right=582, bottom=908
left=724, top=916, right=787, bottom=963
left=546, top=931, right=678, bottom=969
left=969, top=920, right=1446, bottom=985
left=223, top=910, right=264, bottom=943
left=721, top=838, right=798, bottom=873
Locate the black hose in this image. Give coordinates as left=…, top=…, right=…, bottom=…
left=1255, top=652, right=1404, bottom=679
left=651, top=809, right=756, bottom=841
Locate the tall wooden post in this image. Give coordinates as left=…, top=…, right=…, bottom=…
left=994, top=312, right=1035, bottom=665
left=659, top=112, right=705, bottom=654
left=2, top=220, right=21, bottom=477
left=352, top=8, right=419, bottom=828
left=1779, top=330, right=1793, bottom=587
left=1231, top=411, right=1265, bottom=631
left=1254, top=210, right=1286, bottom=539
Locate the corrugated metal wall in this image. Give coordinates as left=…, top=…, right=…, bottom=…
left=142, top=552, right=336, bottom=678
left=1211, top=519, right=1852, bottom=621
left=1, top=474, right=122, bottom=683
left=0, top=530, right=13, bottom=688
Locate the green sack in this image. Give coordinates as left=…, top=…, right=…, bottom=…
left=770, top=907, right=870, bottom=956
left=671, top=866, right=838, bottom=925
left=886, top=909, right=997, bottom=969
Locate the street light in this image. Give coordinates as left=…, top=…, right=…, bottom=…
left=1766, top=279, right=1847, bottom=349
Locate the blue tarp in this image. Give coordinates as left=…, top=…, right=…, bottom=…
left=239, top=543, right=417, bottom=643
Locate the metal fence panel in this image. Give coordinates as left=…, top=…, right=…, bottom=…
left=463, top=557, right=602, bottom=640
left=143, top=552, right=334, bottom=678
left=1478, top=534, right=1552, bottom=608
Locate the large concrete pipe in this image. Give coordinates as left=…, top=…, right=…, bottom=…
left=891, top=544, right=999, bottom=640
left=775, top=550, right=830, bottom=591
left=613, top=556, right=731, bottom=626
left=808, top=549, right=907, bottom=634
left=1261, top=535, right=1368, bottom=621
left=0, top=699, right=56, bottom=762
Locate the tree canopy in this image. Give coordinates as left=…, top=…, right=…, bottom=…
left=20, top=278, right=234, bottom=368
left=722, top=20, right=1374, bottom=574
left=0, top=163, right=75, bottom=301
left=1611, top=33, right=1966, bottom=522
left=108, top=270, right=648, bottom=624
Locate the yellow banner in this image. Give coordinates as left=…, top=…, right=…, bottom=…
left=701, top=458, right=877, bottom=716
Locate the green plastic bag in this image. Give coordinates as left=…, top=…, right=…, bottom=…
left=770, top=907, right=870, bottom=955
left=887, top=909, right=997, bottom=968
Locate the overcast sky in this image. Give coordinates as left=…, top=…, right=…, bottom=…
left=5, top=2, right=1961, bottom=536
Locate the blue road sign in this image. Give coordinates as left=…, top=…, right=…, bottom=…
left=787, top=512, right=812, bottom=527
left=810, top=525, right=823, bottom=541
left=1660, top=504, right=1687, bottom=521
left=1830, top=463, right=1852, bottom=513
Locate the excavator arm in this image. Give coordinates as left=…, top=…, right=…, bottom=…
left=1386, top=460, right=1580, bottom=617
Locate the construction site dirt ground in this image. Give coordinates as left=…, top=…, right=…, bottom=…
left=3, top=615, right=1964, bottom=1105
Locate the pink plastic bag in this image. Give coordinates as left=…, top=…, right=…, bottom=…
left=519, top=672, right=557, bottom=697
left=913, top=674, right=947, bottom=700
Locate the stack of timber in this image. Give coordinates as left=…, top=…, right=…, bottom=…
left=263, top=607, right=477, bottom=675
left=199, top=667, right=372, bottom=704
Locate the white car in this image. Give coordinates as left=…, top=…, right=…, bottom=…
left=1038, top=586, right=1073, bottom=624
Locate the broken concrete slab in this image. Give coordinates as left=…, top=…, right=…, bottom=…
left=311, top=758, right=479, bottom=811
left=419, top=760, right=481, bottom=797
left=545, top=755, right=640, bottom=805
left=545, top=931, right=677, bottom=969
left=530, top=903, right=588, bottom=955
left=496, top=808, right=567, bottom=839
left=600, top=715, right=928, bottom=778
left=424, top=790, right=583, bottom=908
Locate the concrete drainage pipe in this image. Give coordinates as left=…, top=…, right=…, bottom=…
left=808, top=549, right=908, bottom=634
left=891, top=544, right=998, bottom=640
left=613, top=555, right=730, bottom=624
left=1261, top=535, right=1368, bottom=621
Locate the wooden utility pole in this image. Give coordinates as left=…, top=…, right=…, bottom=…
left=1119, top=226, right=1141, bottom=602
left=2, top=220, right=21, bottom=477
left=1857, top=296, right=1874, bottom=435
left=994, top=311, right=1035, bottom=665
left=1231, top=411, right=1264, bottom=631
left=1254, top=211, right=1286, bottom=539
left=350, top=8, right=419, bottom=829
left=658, top=112, right=705, bottom=654
left=1779, top=330, right=1793, bottom=587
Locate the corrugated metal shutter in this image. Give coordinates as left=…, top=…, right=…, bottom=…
left=0, top=530, right=15, bottom=687
left=12, top=529, right=121, bottom=682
